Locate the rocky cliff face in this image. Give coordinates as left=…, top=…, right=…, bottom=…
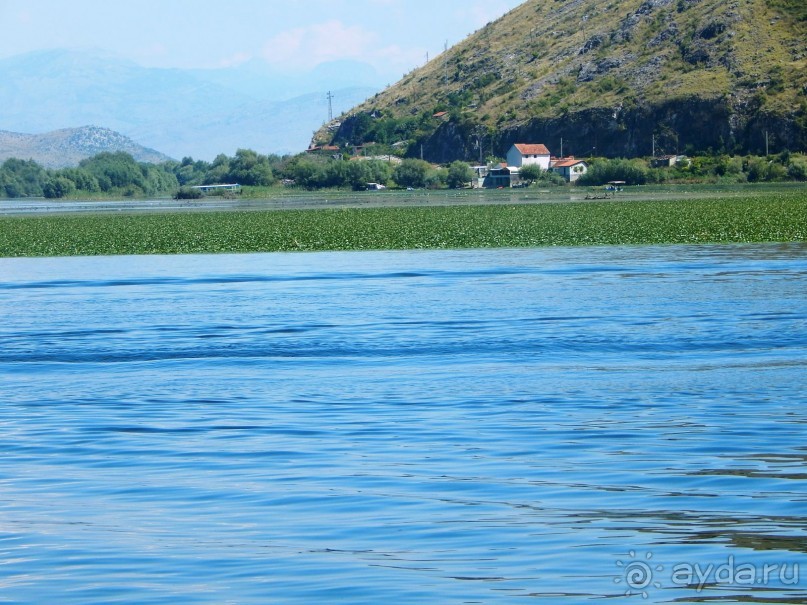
left=323, top=0, right=807, bottom=160
left=415, top=97, right=805, bottom=162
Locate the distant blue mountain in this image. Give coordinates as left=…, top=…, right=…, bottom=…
left=0, top=49, right=381, bottom=160
left=128, top=87, right=380, bottom=160
left=0, top=126, right=172, bottom=169
left=189, top=58, right=385, bottom=102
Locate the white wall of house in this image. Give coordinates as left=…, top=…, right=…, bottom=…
left=566, top=163, right=587, bottom=182
left=551, top=162, right=588, bottom=182
left=506, top=145, right=551, bottom=170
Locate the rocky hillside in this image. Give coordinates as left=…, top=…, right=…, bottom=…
left=318, top=0, right=807, bottom=161
left=0, top=126, right=172, bottom=168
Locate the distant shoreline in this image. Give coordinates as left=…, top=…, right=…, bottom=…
left=2, top=182, right=805, bottom=217
left=1, top=186, right=805, bottom=258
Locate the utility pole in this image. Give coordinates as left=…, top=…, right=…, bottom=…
left=475, top=126, right=484, bottom=165
left=652, top=134, right=656, bottom=158
left=765, top=130, right=769, bottom=156
left=560, top=137, right=563, bottom=158
left=327, top=91, right=334, bottom=122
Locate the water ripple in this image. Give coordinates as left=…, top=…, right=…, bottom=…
left=1, top=244, right=805, bottom=604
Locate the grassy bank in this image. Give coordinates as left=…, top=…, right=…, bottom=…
left=1, top=191, right=805, bottom=257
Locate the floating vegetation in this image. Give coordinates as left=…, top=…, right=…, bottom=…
left=1, top=192, right=805, bottom=257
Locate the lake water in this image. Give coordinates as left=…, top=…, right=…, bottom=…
left=1, top=244, right=806, bottom=604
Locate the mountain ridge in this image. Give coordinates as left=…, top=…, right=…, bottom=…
left=319, top=0, right=807, bottom=160
left=0, top=49, right=381, bottom=159
left=0, top=126, right=172, bottom=168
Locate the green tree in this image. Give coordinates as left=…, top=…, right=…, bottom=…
left=518, top=164, right=543, bottom=185
left=57, top=168, right=100, bottom=192
left=80, top=152, right=145, bottom=191
left=360, top=160, right=392, bottom=186
left=425, top=166, right=448, bottom=189
left=345, top=161, right=373, bottom=191
left=577, top=158, right=649, bottom=186
left=43, top=176, right=76, bottom=199
left=321, top=160, right=350, bottom=188
left=204, top=154, right=231, bottom=185
left=172, top=157, right=210, bottom=186
left=446, top=161, right=474, bottom=188
left=174, top=187, right=204, bottom=200
left=787, top=155, right=807, bottom=180
left=287, top=157, right=325, bottom=189
left=141, top=163, right=179, bottom=194
left=745, top=157, right=786, bottom=182
left=0, top=171, right=16, bottom=197
left=0, top=158, right=46, bottom=197
left=227, top=149, right=276, bottom=186
left=394, top=159, right=431, bottom=188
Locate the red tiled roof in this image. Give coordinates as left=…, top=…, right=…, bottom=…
left=514, top=143, right=550, bottom=156
left=433, top=111, right=449, bottom=118
left=552, top=158, right=586, bottom=168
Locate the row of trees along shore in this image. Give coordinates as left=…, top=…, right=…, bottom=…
left=1, top=148, right=806, bottom=199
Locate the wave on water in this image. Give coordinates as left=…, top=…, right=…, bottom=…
left=1, top=245, right=806, bottom=604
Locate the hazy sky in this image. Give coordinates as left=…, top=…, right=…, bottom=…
left=0, top=0, right=525, bottom=78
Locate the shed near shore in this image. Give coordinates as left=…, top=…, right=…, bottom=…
left=191, top=184, right=241, bottom=193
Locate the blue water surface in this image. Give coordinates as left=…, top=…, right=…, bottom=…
left=1, top=244, right=806, bottom=604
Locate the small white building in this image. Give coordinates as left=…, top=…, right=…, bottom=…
left=651, top=155, right=688, bottom=168
left=550, top=157, right=588, bottom=182
left=191, top=183, right=241, bottom=193
left=472, top=165, right=488, bottom=189
left=506, top=144, right=552, bottom=170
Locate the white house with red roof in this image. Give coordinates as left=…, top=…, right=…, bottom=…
left=550, top=157, right=588, bottom=182
left=506, top=143, right=552, bottom=170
